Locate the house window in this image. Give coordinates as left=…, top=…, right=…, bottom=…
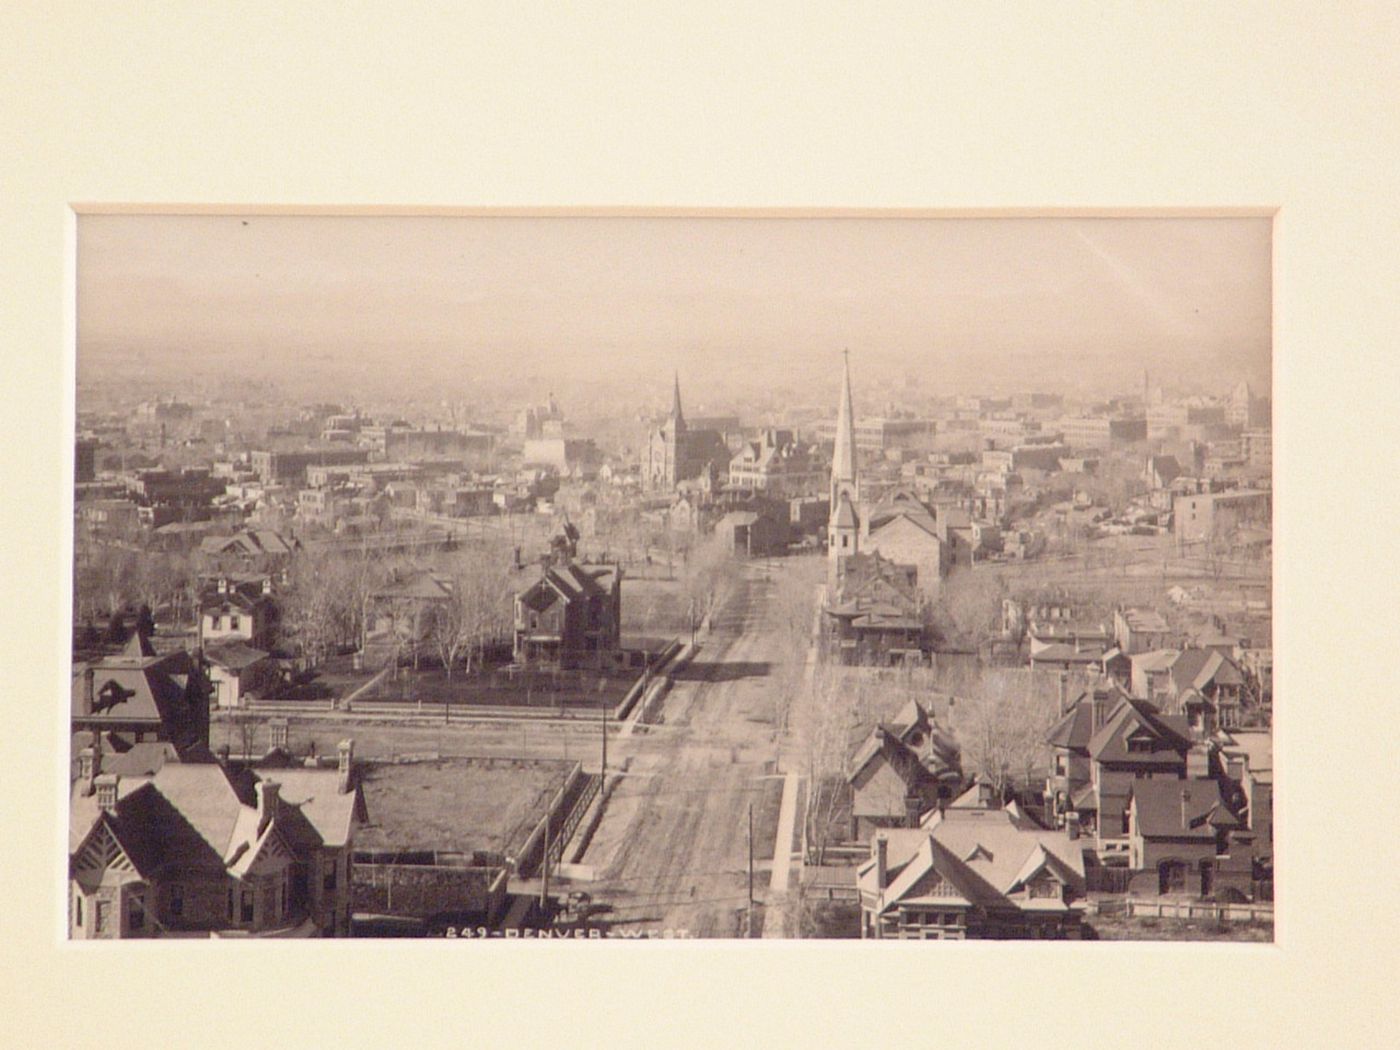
left=230, top=614, right=241, bottom=630
left=324, top=859, right=337, bottom=892
left=95, top=900, right=110, bottom=934
left=211, top=615, right=222, bottom=630
left=170, top=884, right=184, bottom=918
left=228, top=887, right=235, bottom=922
left=1028, top=877, right=1060, bottom=899
left=129, top=895, right=145, bottom=930
left=74, top=895, right=83, bottom=927
left=1127, top=736, right=1154, bottom=754
left=240, top=888, right=255, bottom=923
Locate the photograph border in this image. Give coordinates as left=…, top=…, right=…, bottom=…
left=6, top=6, right=1396, bottom=1049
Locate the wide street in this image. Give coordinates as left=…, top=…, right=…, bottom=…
left=577, top=560, right=810, bottom=938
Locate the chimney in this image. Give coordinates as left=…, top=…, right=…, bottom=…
left=256, top=779, right=280, bottom=836
left=904, top=795, right=922, bottom=829
left=78, top=746, right=99, bottom=794
left=1058, top=671, right=1068, bottom=714
left=1066, top=813, right=1080, bottom=841
left=874, top=833, right=888, bottom=889
left=1090, top=690, right=1108, bottom=732
left=337, top=739, right=354, bottom=794
left=1181, top=786, right=1192, bottom=829
left=95, top=773, right=119, bottom=814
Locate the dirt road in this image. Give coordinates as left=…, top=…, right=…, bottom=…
left=580, top=565, right=797, bottom=938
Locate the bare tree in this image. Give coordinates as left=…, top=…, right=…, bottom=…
left=932, top=566, right=1007, bottom=648
left=950, top=668, right=1063, bottom=799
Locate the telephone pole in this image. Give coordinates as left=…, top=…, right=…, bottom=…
left=747, top=802, right=754, bottom=937
left=540, top=811, right=550, bottom=912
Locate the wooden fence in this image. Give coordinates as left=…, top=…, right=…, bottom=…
left=1087, top=897, right=1273, bottom=923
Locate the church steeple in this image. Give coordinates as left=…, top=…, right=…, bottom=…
left=830, top=350, right=858, bottom=512
left=670, top=371, right=686, bottom=432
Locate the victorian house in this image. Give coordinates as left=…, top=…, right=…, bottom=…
left=68, top=741, right=364, bottom=938
left=857, top=804, right=1087, bottom=940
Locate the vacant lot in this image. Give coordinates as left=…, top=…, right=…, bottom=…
left=623, top=577, right=694, bottom=633
left=354, top=757, right=573, bottom=858
left=359, top=665, right=637, bottom=709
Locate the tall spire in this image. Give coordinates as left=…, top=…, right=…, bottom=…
left=831, top=350, right=858, bottom=511
left=670, top=371, right=685, bottom=430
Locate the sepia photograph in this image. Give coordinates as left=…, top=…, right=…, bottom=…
left=68, top=211, right=1274, bottom=942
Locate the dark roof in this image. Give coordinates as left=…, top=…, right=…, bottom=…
left=205, top=642, right=270, bottom=671
left=1045, top=702, right=1095, bottom=751
left=1130, top=778, right=1240, bottom=839
left=70, top=763, right=358, bottom=871
left=1086, top=696, right=1190, bottom=766
left=1168, top=648, right=1244, bottom=694
left=72, top=649, right=206, bottom=749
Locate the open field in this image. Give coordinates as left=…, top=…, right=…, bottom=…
left=621, top=576, right=695, bottom=633
left=357, top=665, right=637, bottom=709
left=211, top=713, right=610, bottom=767
left=354, top=757, right=571, bottom=857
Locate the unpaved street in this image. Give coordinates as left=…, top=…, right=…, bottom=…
left=581, top=565, right=800, bottom=937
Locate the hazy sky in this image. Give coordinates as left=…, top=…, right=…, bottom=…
left=77, top=214, right=1271, bottom=403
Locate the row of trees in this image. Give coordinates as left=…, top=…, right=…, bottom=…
left=423, top=547, right=517, bottom=679
left=73, top=541, right=202, bottom=630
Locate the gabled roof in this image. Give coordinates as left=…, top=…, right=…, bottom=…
left=1030, top=643, right=1105, bottom=665
left=1045, top=701, right=1095, bottom=751
left=1129, top=778, right=1240, bottom=839
left=1131, top=648, right=1181, bottom=673
left=869, top=509, right=941, bottom=544
left=1169, top=647, right=1244, bottom=694
left=849, top=727, right=929, bottom=791
left=861, top=808, right=1086, bottom=914
left=1087, top=695, right=1190, bottom=766
left=205, top=642, right=270, bottom=672
left=69, top=763, right=358, bottom=875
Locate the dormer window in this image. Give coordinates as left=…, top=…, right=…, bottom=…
left=1027, top=875, right=1060, bottom=899
left=1127, top=735, right=1155, bottom=754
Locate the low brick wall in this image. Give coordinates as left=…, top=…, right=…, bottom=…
left=352, top=862, right=508, bottom=922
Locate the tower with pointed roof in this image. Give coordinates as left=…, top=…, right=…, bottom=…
left=644, top=372, right=727, bottom=492
left=829, top=351, right=862, bottom=577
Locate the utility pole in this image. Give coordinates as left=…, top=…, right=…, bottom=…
left=540, top=810, right=550, bottom=912
left=747, top=801, right=754, bottom=938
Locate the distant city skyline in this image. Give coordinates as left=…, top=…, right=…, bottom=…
left=77, top=214, right=1271, bottom=407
